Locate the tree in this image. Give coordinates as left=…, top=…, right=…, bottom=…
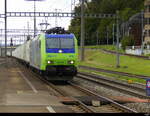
left=121, top=35, right=135, bottom=50
left=68, top=0, right=144, bottom=46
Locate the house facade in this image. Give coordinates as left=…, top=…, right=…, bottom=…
left=144, top=0, right=150, bottom=44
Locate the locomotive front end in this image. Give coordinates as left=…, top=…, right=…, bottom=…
left=44, top=34, right=78, bottom=80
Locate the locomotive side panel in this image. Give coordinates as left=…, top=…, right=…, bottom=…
left=30, top=36, right=41, bottom=70
left=17, top=46, right=22, bottom=60
left=40, top=34, right=46, bottom=71
left=22, top=44, right=26, bottom=61
left=21, top=44, right=25, bottom=60
left=30, top=39, right=36, bottom=68
left=25, top=40, right=31, bottom=63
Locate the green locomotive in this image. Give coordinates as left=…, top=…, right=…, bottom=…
left=12, top=27, right=78, bottom=81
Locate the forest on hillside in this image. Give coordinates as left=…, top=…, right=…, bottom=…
left=68, top=0, right=144, bottom=45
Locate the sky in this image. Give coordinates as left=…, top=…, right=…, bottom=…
left=0, top=0, right=79, bottom=45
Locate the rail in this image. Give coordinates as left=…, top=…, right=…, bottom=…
left=77, top=72, right=148, bottom=99
left=79, top=65, right=150, bottom=80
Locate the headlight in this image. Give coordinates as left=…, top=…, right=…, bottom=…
left=68, top=60, right=74, bottom=64
left=58, top=50, right=63, bottom=53
left=48, top=61, right=53, bottom=64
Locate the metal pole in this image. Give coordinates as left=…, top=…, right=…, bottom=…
left=113, top=24, right=115, bottom=45
left=141, top=10, right=144, bottom=55
left=80, top=0, right=85, bottom=61
left=27, top=21, right=29, bottom=36
left=107, top=27, right=109, bottom=45
left=0, top=29, right=2, bottom=51
left=10, top=38, right=12, bottom=57
left=97, top=30, right=99, bottom=45
left=123, top=23, right=125, bottom=37
left=24, top=26, right=25, bottom=43
left=116, top=11, right=120, bottom=68
left=5, top=0, right=7, bottom=59
left=128, top=27, right=130, bottom=36
left=34, top=0, right=36, bottom=37
left=71, top=0, right=73, bottom=12
left=55, top=9, right=57, bottom=27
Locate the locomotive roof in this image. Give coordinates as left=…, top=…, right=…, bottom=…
left=45, top=34, right=74, bottom=39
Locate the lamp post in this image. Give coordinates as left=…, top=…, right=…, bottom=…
left=25, top=0, right=45, bottom=37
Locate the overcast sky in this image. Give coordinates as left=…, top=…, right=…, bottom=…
left=0, top=0, right=79, bottom=45
left=0, top=0, right=78, bottom=29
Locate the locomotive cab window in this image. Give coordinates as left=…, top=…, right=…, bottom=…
left=46, top=38, right=74, bottom=49
left=46, top=38, right=59, bottom=49
left=60, top=38, right=74, bottom=49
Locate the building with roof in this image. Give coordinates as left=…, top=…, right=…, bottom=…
left=144, top=0, right=150, bottom=44
left=120, top=12, right=144, bottom=46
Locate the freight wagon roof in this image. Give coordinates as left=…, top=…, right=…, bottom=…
left=45, top=34, right=74, bottom=39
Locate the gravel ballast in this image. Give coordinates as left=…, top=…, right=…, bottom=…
left=73, top=77, right=150, bottom=113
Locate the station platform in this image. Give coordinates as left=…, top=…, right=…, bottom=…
left=0, top=58, right=75, bottom=113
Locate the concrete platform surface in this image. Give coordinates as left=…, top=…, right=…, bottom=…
left=0, top=106, right=75, bottom=113
left=4, top=92, right=63, bottom=106
left=0, top=58, right=75, bottom=113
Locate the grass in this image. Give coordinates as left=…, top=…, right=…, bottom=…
left=85, top=45, right=125, bottom=53
left=79, top=49, right=150, bottom=77
left=79, top=68, right=146, bottom=84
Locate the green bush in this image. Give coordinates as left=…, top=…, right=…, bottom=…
left=147, top=41, right=150, bottom=45
left=121, top=35, right=135, bottom=50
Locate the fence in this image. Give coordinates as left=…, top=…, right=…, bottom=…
left=125, top=45, right=150, bottom=55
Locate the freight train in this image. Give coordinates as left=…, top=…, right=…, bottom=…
left=12, top=27, right=78, bottom=81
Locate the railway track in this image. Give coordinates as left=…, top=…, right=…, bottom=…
left=45, top=82, right=95, bottom=113
left=14, top=58, right=137, bottom=113
left=15, top=60, right=94, bottom=113
left=79, top=65, right=150, bottom=80
left=48, top=80, right=137, bottom=113
left=77, top=72, right=148, bottom=99
left=68, top=81, right=137, bottom=113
